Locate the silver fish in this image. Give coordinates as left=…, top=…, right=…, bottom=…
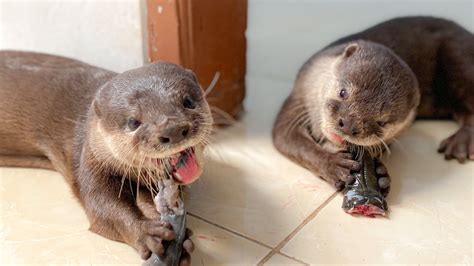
left=341, top=146, right=388, bottom=217
left=143, top=179, right=187, bottom=266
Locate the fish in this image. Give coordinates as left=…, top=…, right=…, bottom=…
left=143, top=179, right=187, bottom=266
left=341, top=146, right=388, bottom=217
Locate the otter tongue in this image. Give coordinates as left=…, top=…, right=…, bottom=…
left=172, top=150, right=199, bottom=185
left=330, top=132, right=345, bottom=145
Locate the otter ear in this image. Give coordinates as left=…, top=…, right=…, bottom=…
left=343, top=43, right=358, bottom=58
left=93, top=99, right=101, bottom=117
left=185, top=69, right=198, bottom=83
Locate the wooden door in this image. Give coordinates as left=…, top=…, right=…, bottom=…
left=147, top=0, right=247, bottom=122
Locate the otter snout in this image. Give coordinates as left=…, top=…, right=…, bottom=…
left=158, top=124, right=191, bottom=144
left=338, top=117, right=361, bottom=136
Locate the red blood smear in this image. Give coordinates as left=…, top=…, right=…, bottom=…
left=352, top=205, right=376, bottom=218
left=197, top=235, right=215, bottom=241
left=347, top=204, right=387, bottom=218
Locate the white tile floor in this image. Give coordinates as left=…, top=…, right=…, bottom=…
left=1, top=76, right=472, bottom=265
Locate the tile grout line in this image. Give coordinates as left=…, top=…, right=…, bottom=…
left=187, top=212, right=273, bottom=249
left=276, top=251, right=310, bottom=265
left=188, top=212, right=310, bottom=265
left=257, top=192, right=339, bottom=265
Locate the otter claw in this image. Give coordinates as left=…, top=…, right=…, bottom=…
left=438, top=126, right=474, bottom=163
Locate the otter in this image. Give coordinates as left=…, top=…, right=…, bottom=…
left=0, top=51, right=214, bottom=263
left=273, top=17, right=473, bottom=193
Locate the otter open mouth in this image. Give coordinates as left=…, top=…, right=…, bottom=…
left=168, top=147, right=201, bottom=185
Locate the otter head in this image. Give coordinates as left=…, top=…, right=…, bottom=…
left=320, top=41, right=420, bottom=149
left=92, top=61, right=212, bottom=185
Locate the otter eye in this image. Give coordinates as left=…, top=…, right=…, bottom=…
left=183, top=96, right=196, bottom=109
left=128, top=118, right=141, bottom=131
left=377, top=121, right=386, bottom=127
left=339, top=89, right=348, bottom=99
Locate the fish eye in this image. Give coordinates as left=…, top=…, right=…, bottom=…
left=128, top=117, right=141, bottom=131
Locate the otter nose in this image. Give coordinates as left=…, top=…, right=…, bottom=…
left=338, top=118, right=360, bottom=136
left=158, top=124, right=190, bottom=144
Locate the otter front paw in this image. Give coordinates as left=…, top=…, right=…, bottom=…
left=438, top=126, right=474, bottom=163
left=323, top=151, right=361, bottom=190
left=374, top=159, right=391, bottom=197
left=179, top=228, right=195, bottom=266
left=136, top=221, right=194, bottom=264
left=136, top=220, right=175, bottom=260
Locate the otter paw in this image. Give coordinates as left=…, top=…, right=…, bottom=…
left=374, top=159, right=391, bottom=197
left=136, top=220, right=175, bottom=260
left=324, top=150, right=361, bottom=190
left=438, top=126, right=474, bottom=163
left=179, top=228, right=194, bottom=266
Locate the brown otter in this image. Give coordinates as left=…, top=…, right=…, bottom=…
left=0, top=51, right=214, bottom=263
left=273, top=17, right=473, bottom=193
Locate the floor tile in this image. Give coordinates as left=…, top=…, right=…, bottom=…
left=189, top=215, right=270, bottom=265
left=0, top=168, right=271, bottom=265
left=264, top=253, right=306, bottom=265
left=281, top=121, right=473, bottom=264
left=0, top=168, right=139, bottom=264
left=185, top=77, right=337, bottom=247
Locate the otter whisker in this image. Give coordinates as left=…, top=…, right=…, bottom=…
left=376, top=136, right=391, bottom=156
left=204, top=71, right=221, bottom=97
left=64, top=117, right=86, bottom=126
left=119, top=142, right=140, bottom=198
left=134, top=151, right=149, bottom=201
left=144, top=166, right=158, bottom=196
left=285, top=111, right=311, bottom=139
left=209, top=105, right=240, bottom=127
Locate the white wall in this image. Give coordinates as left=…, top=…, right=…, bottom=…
left=0, top=0, right=145, bottom=73
left=0, top=1, right=472, bottom=79
left=247, top=0, right=473, bottom=83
